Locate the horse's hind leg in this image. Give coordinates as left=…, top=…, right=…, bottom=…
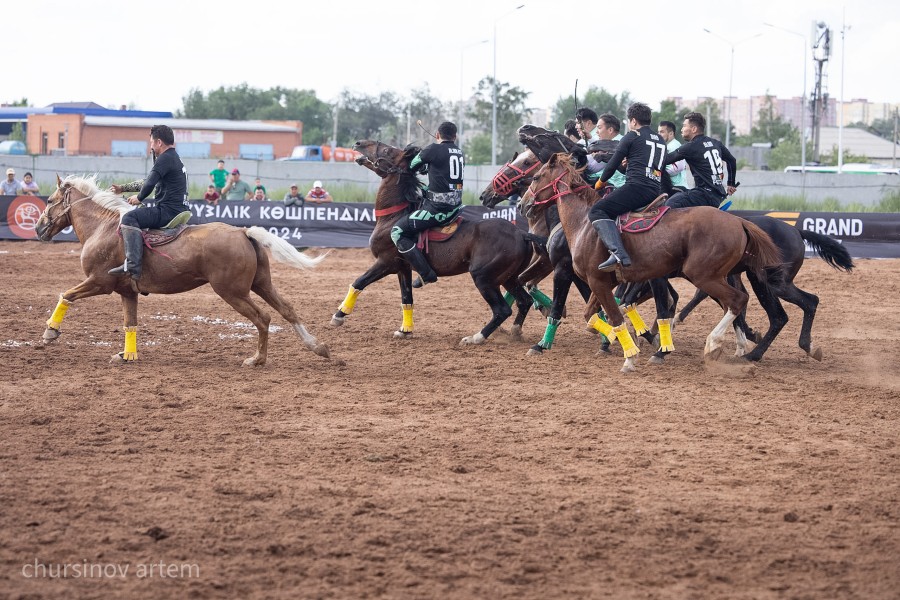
left=214, top=289, right=271, bottom=367
left=779, top=282, right=821, bottom=360
left=742, top=272, right=788, bottom=362
left=676, top=289, right=708, bottom=324
left=461, top=277, right=513, bottom=346
left=252, top=280, right=330, bottom=359
left=504, top=280, right=532, bottom=342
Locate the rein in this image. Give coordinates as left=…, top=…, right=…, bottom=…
left=41, top=187, right=96, bottom=228
left=528, top=169, right=589, bottom=208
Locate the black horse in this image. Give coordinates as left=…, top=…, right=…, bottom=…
left=331, top=140, right=543, bottom=346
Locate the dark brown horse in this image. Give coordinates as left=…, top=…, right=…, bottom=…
left=524, top=153, right=783, bottom=372
left=35, top=175, right=331, bottom=366
left=330, top=140, right=540, bottom=344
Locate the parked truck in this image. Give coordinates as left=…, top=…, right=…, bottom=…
left=282, top=145, right=358, bottom=162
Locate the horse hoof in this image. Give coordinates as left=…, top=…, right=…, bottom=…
left=460, top=333, right=486, bottom=346
left=109, top=352, right=129, bottom=365
left=620, top=363, right=636, bottom=374
left=734, top=348, right=746, bottom=357
left=597, top=345, right=612, bottom=355
left=412, top=277, right=423, bottom=289
left=313, top=343, right=331, bottom=358
left=242, top=356, right=265, bottom=367
left=647, top=355, right=665, bottom=365
left=393, top=330, right=413, bottom=339
left=526, top=346, right=543, bottom=356
left=508, top=325, right=523, bottom=342
left=42, top=328, right=60, bottom=344
left=809, top=347, right=823, bottom=361
left=330, top=315, right=345, bottom=327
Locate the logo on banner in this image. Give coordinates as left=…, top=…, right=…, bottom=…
left=7, top=196, right=46, bottom=239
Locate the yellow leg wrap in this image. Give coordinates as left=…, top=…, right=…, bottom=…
left=624, top=304, right=649, bottom=336
left=46, top=295, right=71, bottom=330
left=613, top=324, right=639, bottom=358
left=123, top=326, right=138, bottom=361
left=400, top=304, right=414, bottom=333
left=588, top=313, right=614, bottom=338
left=338, top=286, right=362, bottom=314
left=657, top=318, right=674, bottom=352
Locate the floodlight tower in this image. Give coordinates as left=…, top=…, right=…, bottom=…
left=810, top=21, right=831, bottom=163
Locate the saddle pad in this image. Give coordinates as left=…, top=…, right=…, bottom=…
left=416, top=216, right=464, bottom=253
left=142, top=224, right=191, bottom=247
left=617, top=206, right=670, bottom=233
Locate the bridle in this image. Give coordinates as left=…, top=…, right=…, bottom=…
left=492, top=155, right=541, bottom=197
left=526, top=166, right=589, bottom=211
left=40, top=185, right=94, bottom=230
left=357, top=141, right=405, bottom=176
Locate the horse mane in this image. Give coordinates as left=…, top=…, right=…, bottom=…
left=63, top=175, right=134, bottom=219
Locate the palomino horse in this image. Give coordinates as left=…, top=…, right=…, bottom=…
left=35, top=175, right=331, bottom=366
left=524, top=153, right=783, bottom=372
left=330, top=140, right=541, bottom=344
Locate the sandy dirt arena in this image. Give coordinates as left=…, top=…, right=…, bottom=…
left=0, top=239, right=898, bottom=599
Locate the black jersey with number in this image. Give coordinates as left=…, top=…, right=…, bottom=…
left=415, top=140, right=464, bottom=193
left=137, top=148, right=188, bottom=211
left=663, top=135, right=737, bottom=197
left=599, top=126, right=666, bottom=191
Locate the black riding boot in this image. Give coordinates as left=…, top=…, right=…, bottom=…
left=399, top=245, right=438, bottom=284
left=592, top=218, right=631, bottom=271
left=108, top=225, right=144, bottom=280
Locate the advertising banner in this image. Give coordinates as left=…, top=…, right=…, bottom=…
left=2, top=196, right=898, bottom=259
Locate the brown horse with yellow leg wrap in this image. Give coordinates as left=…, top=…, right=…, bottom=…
left=35, top=175, right=331, bottom=366
left=524, top=154, right=784, bottom=373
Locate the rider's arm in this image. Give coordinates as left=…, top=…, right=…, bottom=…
left=119, top=180, right=145, bottom=193
left=720, top=145, right=738, bottom=186
left=137, top=170, right=162, bottom=202
left=599, top=134, right=632, bottom=183
left=662, top=142, right=689, bottom=167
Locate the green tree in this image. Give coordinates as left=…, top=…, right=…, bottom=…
left=336, top=90, right=402, bottom=147
left=818, top=145, right=869, bottom=166
left=467, top=77, right=532, bottom=164
left=465, top=133, right=493, bottom=165
left=405, top=84, right=450, bottom=145
left=848, top=116, right=897, bottom=141
left=549, top=86, right=633, bottom=133
left=652, top=99, right=682, bottom=137
left=9, top=122, right=26, bottom=145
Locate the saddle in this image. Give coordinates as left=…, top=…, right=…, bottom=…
left=141, top=211, right=193, bottom=247
left=417, top=216, right=463, bottom=254
left=616, top=194, right=669, bottom=233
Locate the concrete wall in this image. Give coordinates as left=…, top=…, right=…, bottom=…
left=1, top=155, right=898, bottom=206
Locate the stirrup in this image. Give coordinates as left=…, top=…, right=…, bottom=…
left=164, top=211, right=192, bottom=228
left=598, top=254, right=622, bottom=272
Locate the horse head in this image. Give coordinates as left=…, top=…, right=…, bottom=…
left=35, top=174, right=76, bottom=241
left=481, top=149, right=543, bottom=209
left=523, top=153, right=587, bottom=219
left=517, top=124, right=586, bottom=166
left=353, top=140, right=420, bottom=178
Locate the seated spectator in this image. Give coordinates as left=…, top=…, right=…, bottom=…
left=251, top=188, right=269, bottom=201
left=284, top=183, right=305, bottom=207
left=221, top=169, right=253, bottom=200
left=203, top=184, right=220, bottom=206
left=306, top=180, right=332, bottom=203
left=2, top=168, right=21, bottom=195
left=21, top=172, right=40, bottom=196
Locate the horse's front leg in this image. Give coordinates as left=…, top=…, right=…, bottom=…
left=110, top=291, right=139, bottom=364
left=331, top=259, right=396, bottom=327
left=42, top=277, right=112, bottom=344
left=585, top=274, right=638, bottom=373
left=394, top=263, right=415, bottom=339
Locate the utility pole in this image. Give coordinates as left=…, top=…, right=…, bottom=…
left=810, top=21, right=831, bottom=163
left=893, top=108, right=897, bottom=168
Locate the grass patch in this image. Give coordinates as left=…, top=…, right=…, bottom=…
left=730, top=192, right=900, bottom=212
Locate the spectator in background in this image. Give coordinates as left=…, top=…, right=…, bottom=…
left=203, top=184, right=220, bottom=206
left=564, top=119, right=580, bottom=144
left=221, top=169, right=253, bottom=200
left=251, top=188, right=269, bottom=201
left=21, top=172, right=40, bottom=196
left=658, top=120, right=687, bottom=191
left=306, top=180, right=332, bottom=203
left=284, top=183, right=305, bottom=207
left=575, top=107, right=600, bottom=144
left=2, top=168, right=21, bottom=195
left=254, top=178, right=267, bottom=197
left=209, top=160, right=227, bottom=194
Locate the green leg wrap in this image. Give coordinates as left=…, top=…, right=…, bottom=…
left=538, top=317, right=561, bottom=349
left=503, top=291, right=515, bottom=307
left=529, top=287, right=553, bottom=310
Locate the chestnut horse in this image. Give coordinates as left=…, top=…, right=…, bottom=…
left=524, top=154, right=783, bottom=372
left=35, top=175, right=331, bottom=366
left=330, top=140, right=540, bottom=345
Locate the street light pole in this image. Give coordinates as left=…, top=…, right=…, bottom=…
left=460, top=39, right=489, bottom=142
left=764, top=22, right=808, bottom=172
left=703, top=29, right=761, bottom=147
left=492, top=4, right=525, bottom=167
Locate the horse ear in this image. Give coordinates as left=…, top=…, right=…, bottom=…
left=511, top=151, right=519, bottom=161
left=56, top=174, right=62, bottom=188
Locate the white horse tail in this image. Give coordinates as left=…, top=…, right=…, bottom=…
left=245, top=226, right=328, bottom=269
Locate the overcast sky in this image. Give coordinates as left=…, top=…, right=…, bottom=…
left=8, top=0, right=898, bottom=114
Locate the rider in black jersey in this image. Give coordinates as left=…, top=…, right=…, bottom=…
left=662, top=111, right=737, bottom=208
left=108, top=125, right=188, bottom=280
left=391, top=121, right=464, bottom=284
left=589, top=103, right=665, bottom=271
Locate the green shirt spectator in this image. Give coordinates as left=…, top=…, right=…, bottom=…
left=209, top=160, right=228, bottom=192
